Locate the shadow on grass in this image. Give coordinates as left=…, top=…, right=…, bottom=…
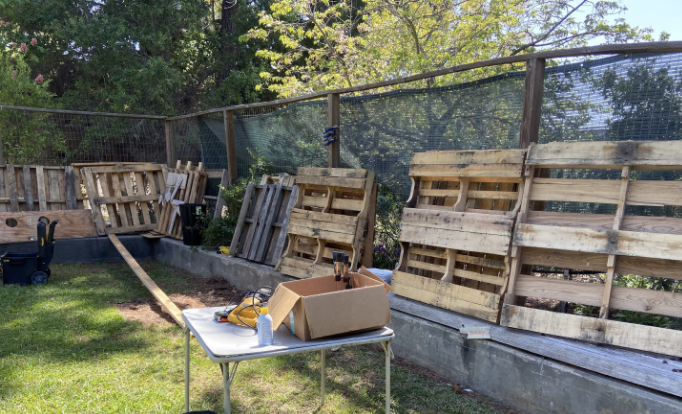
left=0, top=263, right=163, bottom=400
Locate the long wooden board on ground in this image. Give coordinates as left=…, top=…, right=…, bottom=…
left=230, top=178, right=298, bottom=266
left=276, top=168, right=376, bottom=278
left=392, top=149, right=526, bottom=323
left=501, top=140, right=682, bottom=358
left=108, top=234, right=184, bottom=327
left=142, top=161, right=207, bottom=240
left=82, top=164, right=167, bottom=235
left=0, top=165, right=83, bottom=212
left=0, top=210, right=97, bottom=243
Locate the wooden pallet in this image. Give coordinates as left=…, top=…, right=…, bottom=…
left=501, top=141, right=682, bottom=357
left=392, top=149, right=526, bottom=323
left=146, top=161, right=208, bottom=240
left=82, top=164, right=167, bottom=235
left=230, top=182, right=298, bottom=265
left=0, top=210, right=97, bottom=243
left=0, top=165, right=83, bottom=212
left=276, top=168, right=376, bottom=278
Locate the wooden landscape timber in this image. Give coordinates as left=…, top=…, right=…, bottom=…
left=393, top=149, right=526, bottom=323
left=82, top=164, right=167, bottom=235
left=230, top=178, right=298, bottom=265
left=502, top=140, right=682, bottom=358
left=276, top=168, right=376, bottom=278
left=0, top=210, right=97, bottom=243
left=0, top=165, right=83, bottom=212
left=108, top=234, right=184, bottom=327
left=142, top=161, right=208, bottom=240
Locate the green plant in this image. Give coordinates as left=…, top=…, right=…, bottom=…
left=372, top=185, right=404, bottom=269
left=200, top=148, right=270, bottom=250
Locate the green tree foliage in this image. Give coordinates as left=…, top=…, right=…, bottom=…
left=249, top=0, right=654, bottom=97
left=0, top=0, right=279, bottom=115
left=0, top=27, right=65, bottom=162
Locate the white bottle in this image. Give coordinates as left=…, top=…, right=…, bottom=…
left=257, top=307, right=274, bottom=346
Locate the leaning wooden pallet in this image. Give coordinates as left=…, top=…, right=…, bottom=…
left=276, top=168, right=376, bottom=278
left=501, top=140, right=682, bottom=358
left=82, top=164, right=167, bottom=235
left=392, top=149, right=526, bottom=323
left=0, top=165, right=82, bottom=212
left=230, top=179, right=298, bottom=266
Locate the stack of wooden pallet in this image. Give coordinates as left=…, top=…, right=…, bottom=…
left=150, top=161, right=208, bottom=239
left=501, top=141, right=682, bottom=357
left=276, top=167, right=376, bottom=278
left=392, top=149, right=526, bottom=323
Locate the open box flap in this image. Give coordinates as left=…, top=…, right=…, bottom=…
left=269, top=284, right=301, bottom=329
left=359, top=266, right=391, bottom=294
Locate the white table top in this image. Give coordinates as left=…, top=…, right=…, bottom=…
left=183, top=307, right=394, bottom=362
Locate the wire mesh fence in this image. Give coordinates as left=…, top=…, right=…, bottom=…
left=0, top=109, right=166, bottom=165
left=174, top=112, right=227, bottom=168
left=3, top=52, right=682, bottom=203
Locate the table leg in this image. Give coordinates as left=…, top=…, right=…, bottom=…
left=320, top=349, right=326, bottom=406
left=185, top=327, right=190, bottom=413
left=385, top=341, right=391, bottom=414
left=222, top=362, right=231, bottom=414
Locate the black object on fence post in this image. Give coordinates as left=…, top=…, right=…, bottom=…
left=327, top=93, right=341, bottom=168
left=224, top=109, right=238, bottom=184
left=165, top=120, right=175, bottom=167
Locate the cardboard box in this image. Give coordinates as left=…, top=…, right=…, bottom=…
left=269, top=267, right=391, bottom=341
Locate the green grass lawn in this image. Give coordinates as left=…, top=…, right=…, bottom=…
left=0, top=261, right=511, bottom=414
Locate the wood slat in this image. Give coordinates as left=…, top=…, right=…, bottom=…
left=411, top=149, right=525, bottom=166
left=514, top=223, right=682, bottom=261
left=527, top=140, right=682, bottom=168
left=392, top=270, right=500, bottom=322
left=501, top=305, right=682, bottom=357
left=410, top=164, right=523, bottom=179
left=406, top=259, right=446, bottom=273
left=453, top=268, right=505, bottom=286
left=401, top=208, right=514, bottom=236
left=294, top=175, right=367, bottom=189
left=400, top=224, right=511, bottom=256
left=528, top=178, right=619, bottom=204
left=515, top=275, right=604, bottom=306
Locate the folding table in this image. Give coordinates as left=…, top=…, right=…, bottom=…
left=183, top=307, right=395, bottom=414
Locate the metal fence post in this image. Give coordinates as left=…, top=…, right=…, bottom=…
left=224, top=110, right=238, bottom=184
left=327, top=93, right=340, bottom=168
left=520, top=58, right=546, bottom=148
left=165, top=120, right=175, bottom=167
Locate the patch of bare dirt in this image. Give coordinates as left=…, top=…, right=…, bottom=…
left=116, top=275, right=240, bottom=327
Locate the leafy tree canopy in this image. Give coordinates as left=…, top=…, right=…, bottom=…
left=248, top=0, right=658, bottom=97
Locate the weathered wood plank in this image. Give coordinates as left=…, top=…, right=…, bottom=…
left=527, top=140, right=682, bottom=168
left=400, top=223, right=511, bottom=256
left=500, top=304, right=682, bottom=357
left=514, top=223, right=682, bottom=261
left=392, top=271, right=500, bottom=322
left=35, top=166, right=47, bottom=211
left=411, top=149, right=525, bottom=167
left=294, top=175, right=367, bottom=189
left=515, top=275, right=604, bottom=306
left=402, top=208, right=514, bottom=236
left=7, top=165, right=18, bottom=212
left=22, top=166, right=34, bottom=211
left=297, top=167, right=368, bottom=179
left=410, top=164, right=523, bottom=179
left=0, top=210, right=97, bottom=242
left=64, top=166, right=78, bottom=210
left=528, top=178, right=619, bottom=204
